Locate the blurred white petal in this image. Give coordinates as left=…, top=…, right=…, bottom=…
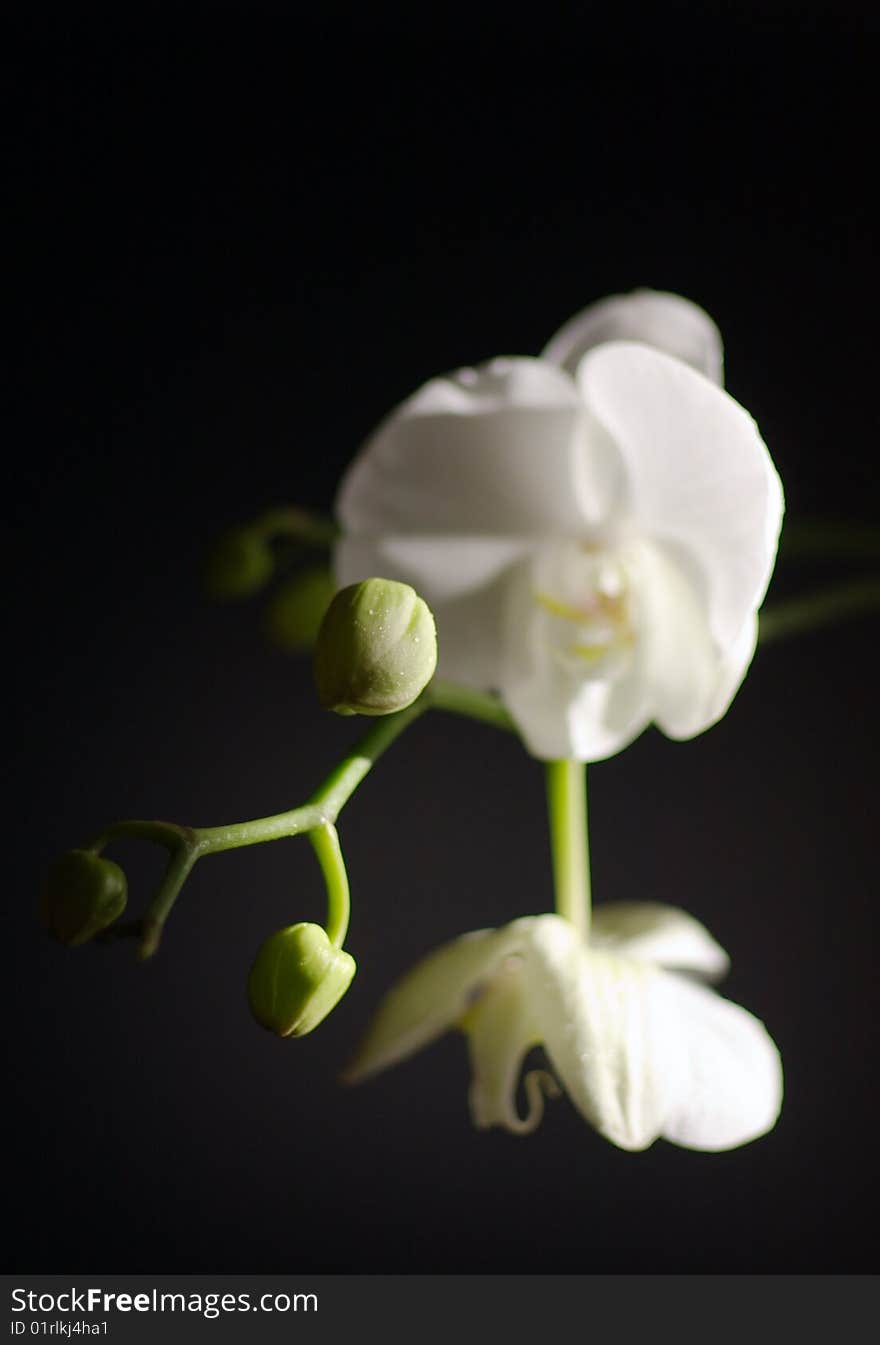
left=589, top=901, right=729, bottom=979
left=523, top=917, right=781, bottom=1151
left=343, top=922, right=525, bottom=1083
left=629, top=538, right=761, bottom=740
left=649, top=971, right=783, bottom=1151
left=578, top=342, right=784, bottom=650
left=543, top=289, right=724, bottom=385
left=337, top=358, right=605, bottom=537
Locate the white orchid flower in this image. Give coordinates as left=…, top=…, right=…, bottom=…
left=335, top=290, right=784, bottom=760
left=344, top=903, right=783, bottom=1151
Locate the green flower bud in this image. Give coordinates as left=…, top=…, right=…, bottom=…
left=248, top=922, right=356, bottom=1037
left=41, top=850, right=128, bottom=947
left=264, top=567, right=337, bottom=651
left=314, top=578, right=437, bottom=716
left=204, top=527, right=273, bottom=600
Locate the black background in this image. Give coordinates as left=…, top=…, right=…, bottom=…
left=6, top=3, right=878, bottom=1273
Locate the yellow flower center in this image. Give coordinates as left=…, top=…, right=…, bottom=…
left=532, top=547, right=636, bottom=679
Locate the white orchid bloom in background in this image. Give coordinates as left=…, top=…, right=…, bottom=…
left=345, top=903, right=783, bottom=1151
left=335, top=290, right=784, bottom=760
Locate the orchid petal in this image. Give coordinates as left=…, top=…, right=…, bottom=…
left=343, top=922, right=530, bottom=1084
left=542, top=289, right=724, bottom=385
left=650, top=972, right=783, bottom=1151
left=335, top=535, right=525, bottom=606
left=578, top=343, right=784, bottom=650
left=523, top=918, right=780, bottom=1151
left=501, top=664, right=651, bottom=762
left=336, top=357, right=613, bottom=538
left=523, top=917, right=673, bottom=1150
left=463, top=961, right=556, bottom=1135
left=589, top=902, right=729, bottom=980
left=630, top=539, right=759, bottom=739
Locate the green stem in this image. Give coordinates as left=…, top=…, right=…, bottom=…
left=138, top=843, right=199, bottom=960
left=759, top=576, right=880, bottom=644
left=90, top=819, right=194, bottom=853
left=309, top=824, right=350, bottom=947
left=427, top=679, right=515, bottom=732
left=545, top=759, right=590, bottom=940
left=308, top=696, right=430, bottom=819
left=90, top=682, right=513, bottom=958
left=108, top=697, right=429, bottom=957
left=194, top=695, right=430, bottom=857
left=193, top=803, right=326, bottom=856
left=170, top=684, right=508, bottom=858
